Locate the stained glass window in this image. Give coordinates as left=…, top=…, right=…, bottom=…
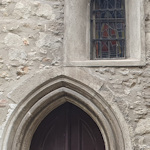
left=91, top=0, right=126, bottom=59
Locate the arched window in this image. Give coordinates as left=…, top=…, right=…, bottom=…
left=64, top=0, right=145, bottom=66
left=91, top=0, right=126, bottom=59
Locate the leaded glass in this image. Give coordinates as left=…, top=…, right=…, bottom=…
left=91, top=0, right=126, bottom=59
left=108, top=0, right=115, bottom=9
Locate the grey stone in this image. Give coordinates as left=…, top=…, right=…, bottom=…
left=8, top=48, right=27, bottom=62
left=135, top=119, right=150, bottom=135
left=4, top=33, right=23, bottom=47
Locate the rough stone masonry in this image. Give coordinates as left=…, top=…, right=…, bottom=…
left=0, top=0, right=150, bottom=149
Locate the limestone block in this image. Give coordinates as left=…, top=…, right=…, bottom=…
left=134, top=107, right=148, bottom=119
left=135, top=118, right=150, bottom=135
left=123, top=79, right=136, bottom=87
left=4, top=33, right=23, bottom=47
left=119, top=69, right=129, bottom=76
left=130, top=70, right=143, bottom=76
left=35, top=3, right=54, bottom=20
left=13, top=1, right=32, bottom=19
left=9, top=48, right=27, bottom=63
left=36, top=32, right=61, bottom=50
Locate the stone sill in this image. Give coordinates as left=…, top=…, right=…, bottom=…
left=64, top=59, right=146, bottom=67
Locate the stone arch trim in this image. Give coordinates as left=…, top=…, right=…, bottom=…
left=1, top=68, right=132, bottom=150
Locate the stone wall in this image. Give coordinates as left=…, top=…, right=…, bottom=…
left=0, top=0, right=150, bottom=149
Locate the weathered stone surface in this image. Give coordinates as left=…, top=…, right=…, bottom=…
left=35, top=3, right=54, bottom=20
left=0, top=100, right=7, bottom=107
left=4, top=33, right=23, bottom=47
left=8, top=48, right=27, bottom=66
left=16, top=66, right=28, bottom=76
left=135, top=118, right=150, bottom=135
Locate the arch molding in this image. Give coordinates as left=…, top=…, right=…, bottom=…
left=1, top=73, right=131, bottom=150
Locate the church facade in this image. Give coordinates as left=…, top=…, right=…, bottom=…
left=0, top=0, right=150, bottom=149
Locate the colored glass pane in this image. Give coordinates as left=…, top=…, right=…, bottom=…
left=101, top=23, right=109, bottom=38
left=96, top=23, right=101, bottom=38
left=117, top=41, right=124, bottom=57
left=110, top=41, right=117, bottom=57
left=108, top=0, right=115, bottom=9
left=95, top=11, right=107, bottom=19
left=109, top=23, right=116, bottom=38
left=102, top=41, right=109, bottom=58
left=99, top=0, right=107, bottom=9
left=92, top=0, right=125, bottom=59
left=95, top=11, right=115, bottom=19
left=95, top=0, right=100, bottom=9
left=116, top=10, right=125, bottom=18
left=116, top=0, right=124, bottom=8
left=108, top=11, right=115, bottom=18
left=95, top=41, right=101, bottom=58
left=116, top=23, right=124, bottom=38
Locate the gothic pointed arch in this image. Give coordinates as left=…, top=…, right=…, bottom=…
left=1, top=68, right=132, bottom=150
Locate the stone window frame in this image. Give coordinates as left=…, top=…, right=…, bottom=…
left=63, top=0, right=145, bottom=67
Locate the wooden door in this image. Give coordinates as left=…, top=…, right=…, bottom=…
left=30, top=103, right=105, bottom=150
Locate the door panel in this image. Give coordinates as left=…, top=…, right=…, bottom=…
left=81, top=122, right=95, bottom=150
left=30, top=103, right=105, bottom=150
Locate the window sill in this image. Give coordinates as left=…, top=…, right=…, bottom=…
left=64, top=59, right=146, bottom=67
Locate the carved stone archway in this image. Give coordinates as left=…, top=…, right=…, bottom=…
left=1, top=68, right=132, bottom=150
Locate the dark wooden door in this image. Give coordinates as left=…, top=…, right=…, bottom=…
left=30, top=103, right=105, bottom=150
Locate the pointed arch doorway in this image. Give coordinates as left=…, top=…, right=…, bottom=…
left=30, top=103, right=105, bottom=150
left=1, top=75, right=132, bottom=150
